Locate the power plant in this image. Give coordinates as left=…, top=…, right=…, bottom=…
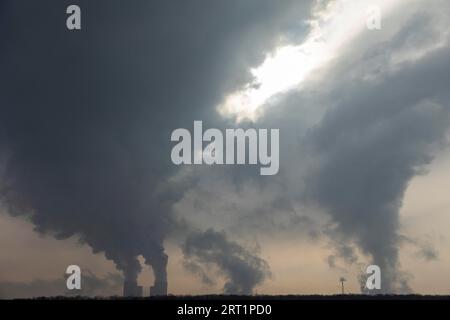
left=150, top=281, right=168, bottom=296
left=122, top=252, right=169, bottom=297
left=123, top=280, right=167, bottom=297
left=123, top=280, right=143, bottom=297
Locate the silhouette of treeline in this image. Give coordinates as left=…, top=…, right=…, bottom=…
left=10, top=294, right=450, bottom=301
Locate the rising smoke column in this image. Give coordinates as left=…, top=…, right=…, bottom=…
left=182, top=229, right=271, bottom=294
left=0, top=0, right=178, bottom=290
left=304, top=71, right=450, bottom=292
left=0, top=0, right=314, bottom=293
left=248, top=2, right=450, bottom=292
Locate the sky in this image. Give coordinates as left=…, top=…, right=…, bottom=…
left=1, top=0, right=450, bottom=298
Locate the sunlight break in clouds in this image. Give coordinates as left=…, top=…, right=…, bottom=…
left=218, top=0, right=405, bottom=122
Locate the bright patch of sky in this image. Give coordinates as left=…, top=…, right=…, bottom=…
left=218, top=0, right=406, bottom=122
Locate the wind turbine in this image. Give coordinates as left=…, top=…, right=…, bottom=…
left=339, top=277, right=347, bottom=294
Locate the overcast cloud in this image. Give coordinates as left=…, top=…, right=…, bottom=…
left=1, top=0, right=450, bottom=297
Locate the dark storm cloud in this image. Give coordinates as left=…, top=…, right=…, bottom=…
left=0, top=0, right=314, bottom=294
left=182, top=229, right=271, bottom=294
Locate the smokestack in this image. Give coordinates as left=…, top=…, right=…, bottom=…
left=123, top=281, right=143, bottom=297
left=339, top=277, right=346, bottom=295
left=150, top=281, right=168, bottom=296
left=144, top=250, right=168, bottom=296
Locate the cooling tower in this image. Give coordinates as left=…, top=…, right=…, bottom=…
left=150, top=281, right=168, bottom=296
left=123, top=280, right=143, bottom=297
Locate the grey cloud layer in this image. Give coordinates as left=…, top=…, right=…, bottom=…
left=174, top=1, right=450, bottom=293
left=1, top=0, right=449, bottom=295
left=0, top=0, right=314, bottom=295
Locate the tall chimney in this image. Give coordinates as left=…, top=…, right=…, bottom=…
left=123, top=280, right=143, bottom=297
left=150, top=281, right=168, bottom=296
